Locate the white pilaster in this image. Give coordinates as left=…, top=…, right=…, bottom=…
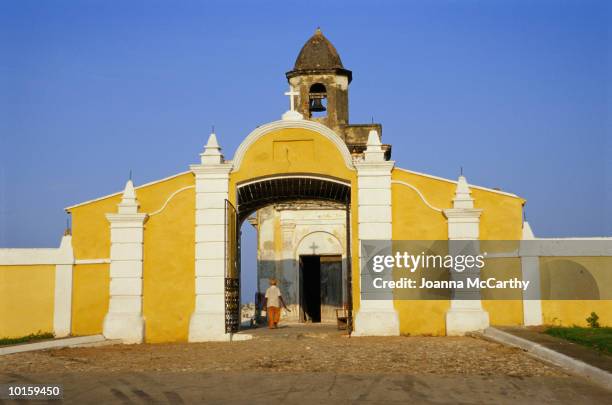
left=189, top=132, right=234, bottom=341
left=520, top=221, right=542, bottom=326
left=443, top=175, right=489, bottom=335
left=353, top=130, right=400, bottom=336
left=103, top=179, right=147, bottom=343
left=53, top=234, right=74, bottom=337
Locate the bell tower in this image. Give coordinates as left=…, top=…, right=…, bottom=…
left=286, top=29, right=390, bottom=159
left=286, top=28, right=351, bottom=135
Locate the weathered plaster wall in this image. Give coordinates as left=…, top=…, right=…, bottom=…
left=289, top=74, right=349, bottom=135
left=255, top=203, right=346, bottom=322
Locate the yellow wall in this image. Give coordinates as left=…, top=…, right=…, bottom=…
left=70, top=195, right=120, bottom=260
left=142, top=178, right=195, bottom=343
left=71, top=263, right=109, bottom=335
left=396, top=300, right=449, bottom=336
left=69, top=172, right=196, bottom=341
left=390, top=170, right=451, bottom=335
left=390, top=168, right=524, bottom=240
left=229, top=127, right=362, bottom=313
left=542, top=300, right=612, bottom=327
left=480, top=257, right=523, bottom=326
left=390, top=168, right=525, bottom=335
left=391, top=169, right=451, bottom=240
left=0, top=265, right=55, bottom=338
left=472, top=189, right=524, bottom=240
left=540, top=256, right=612, bottom=327
left=231, top=129, right=354, bottom=184
left=69, top=172, right=194, bottom=260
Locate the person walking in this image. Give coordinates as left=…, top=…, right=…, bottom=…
left=264, top=279, right=288, bottom=329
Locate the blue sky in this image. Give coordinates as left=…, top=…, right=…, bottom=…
left=1, top=1, right=610, bottom=297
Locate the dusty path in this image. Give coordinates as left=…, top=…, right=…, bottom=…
left=2, top=371, right=609, bottom=404
left=1, top=324, right=609, bottom=403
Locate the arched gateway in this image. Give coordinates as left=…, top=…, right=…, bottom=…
left=187, top=119, right=378, bottom=341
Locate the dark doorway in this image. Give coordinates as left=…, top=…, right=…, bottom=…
left=300, top=255, right=343, bottom=323
left=300, top=256, right=321, bottom=322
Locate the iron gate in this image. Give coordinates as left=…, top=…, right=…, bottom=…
left=224, top=199, right=240, bottom=333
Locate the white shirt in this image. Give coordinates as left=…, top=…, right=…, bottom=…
left=265, top=285, right=281, bottom=308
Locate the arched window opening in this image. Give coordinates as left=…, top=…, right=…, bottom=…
left=309, top=83, right=327, bottom=117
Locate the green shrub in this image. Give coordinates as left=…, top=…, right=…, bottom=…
left=545, top=326, right=611, bottom=354
left=586, top=312, right=600, bottom=328
left=0, top=331, right=55, bottom=346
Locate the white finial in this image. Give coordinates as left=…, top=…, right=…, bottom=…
left=282, top=85, right=303, bottom=120
left=452, top=175, right=474, bottom=209
left=367, top=130, right=382, bottom=148
left=117, top=179, right=139, bottom=214
left=206, top=132, right=220, bottom=149
left=201, top=131, right=224, bottom=165
left=364, top=130, right=385, bottom=162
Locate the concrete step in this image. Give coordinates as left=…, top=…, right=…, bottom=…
left=0, top=334, right=112, bottom=356
left=476, top=327, right=612, bottom=391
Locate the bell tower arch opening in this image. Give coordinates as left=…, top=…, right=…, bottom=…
left=308, top=83, right=328, bottom=118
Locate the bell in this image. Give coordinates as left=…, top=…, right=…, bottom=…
left=309, top=97, right=326, bottom=112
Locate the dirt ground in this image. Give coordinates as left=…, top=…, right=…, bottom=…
left=3, top=325, right=611, bottom=404
left=1, top=324, right=564, bottom=376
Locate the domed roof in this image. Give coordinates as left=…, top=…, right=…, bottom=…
left=295, top=28, right=343, bottom=70
left=286, top=29, right=352, bottom=82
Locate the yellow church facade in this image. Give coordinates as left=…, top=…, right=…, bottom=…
left=1, top=30, right=610, bottom=343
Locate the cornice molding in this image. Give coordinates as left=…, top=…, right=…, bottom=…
left=354, top=160, right=395, bottom=172
left=190, top=162, right=234, bottom=175
left=443, top=208, right=483, bottom=219
left=106, top=213, right=148, bottom=223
